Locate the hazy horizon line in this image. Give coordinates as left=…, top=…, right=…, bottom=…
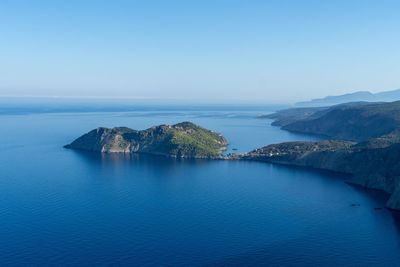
left=1, top=87, right=398, bottom=104
left=0, top=94, right=294, bottom=105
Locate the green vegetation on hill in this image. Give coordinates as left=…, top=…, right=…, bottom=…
left=169, top=122, right=226, bottom=157
left=65, top=121, right=228, bottom=159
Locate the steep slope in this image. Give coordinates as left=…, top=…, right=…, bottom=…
left=267, top=101, right=400, bottom=141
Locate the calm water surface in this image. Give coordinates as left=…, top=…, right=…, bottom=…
left=0, top=105, right=399, bottom=266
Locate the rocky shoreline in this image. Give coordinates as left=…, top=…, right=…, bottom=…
left=65, top=122, right=228, bottom=159
left=251, top=102, right=400, bottom=211
left=66, top=106, right=400, bottom=211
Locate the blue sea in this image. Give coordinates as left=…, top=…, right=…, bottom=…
left=0, top=101, right=399, bottom=266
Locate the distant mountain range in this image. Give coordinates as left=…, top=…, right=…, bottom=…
left=296, top=88, right=400, bottom=107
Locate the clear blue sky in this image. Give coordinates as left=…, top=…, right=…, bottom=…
left=0, top=0, right=399, bottom=103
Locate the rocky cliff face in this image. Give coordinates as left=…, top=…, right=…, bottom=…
left=65, top=122, right=228, bottom=159
left=255, top=101, right=400, bottom=210
left=243, top=140, right=400, bottom=210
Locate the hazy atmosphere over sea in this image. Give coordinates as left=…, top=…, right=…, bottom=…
left=0, top=0, right=400, bottom=103
left=1, top=1, right=400, bottom=266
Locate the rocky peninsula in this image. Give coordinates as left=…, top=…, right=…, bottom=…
left=253, top=101, right=400, bottom=210
left=66, top=102, right=400, bottom=211
left=65, top=121, right=228, bottom=159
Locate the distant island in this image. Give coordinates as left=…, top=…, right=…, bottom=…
left=65, top=121, right=228, bottom=159
left=253, top=101, right=400, bottom=210
left=295, top=88, right=400, bottom=107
